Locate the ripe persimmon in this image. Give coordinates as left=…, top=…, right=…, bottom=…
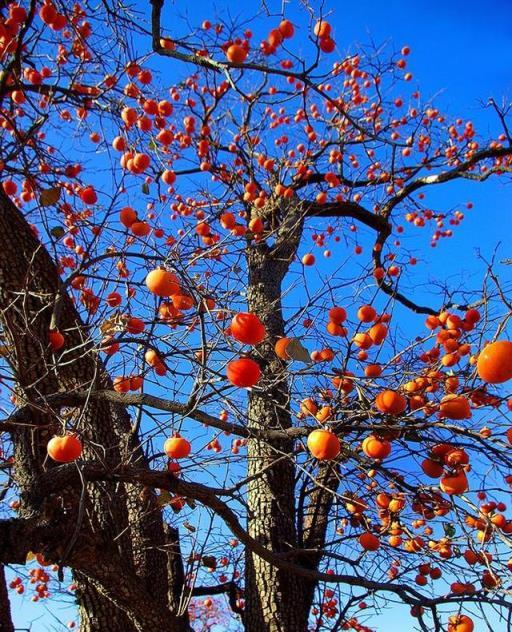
left=164, top=436, right=191, bottom=459
left=48, top=330, right=65, bottom=351
left=440, top=469, right=468, bottom=495
left=161, top=170, right=176, bottom=185
left=171, top=294, right=195, bottom=311
left=220, top=212, right=236, bottom=229
left=353, top=332, right=373, bottom=349
left=226, top=44, right=247, bottom=64
left=230, top=312, right=266, bottom=345
left=226, top=357, right=261, bottom=387
left=362, top=435, right=392, bottom=460
left=146, top=269, right=180, bottom=297
left=364, top=364, right=382, bottom=378
left=375, top=390, right=407, bottom=415
left=278, top=20, right=294, bottom=39
left=275, top=337, right=291, bottom=360
left=120, top=206, right=137, bottom=228
left=300, top=397, right=318, bottom=417
left=421, top=458, right=444, bottom=478
left=307, top=429, right=340, bottom=460
left=357, top=304, right=376, bottom=322
left=447, top=614, right=474, bottom=632
left=369, top=323, right=388, bottom=345
left=125, top=317, right=145, bottom=334
left=439, top=394, right=471, bottom=420
left=79, top=186, right=97, bottom=205
left=47, top=435, right=82, bottom=463
left=130, top=221, right=151, bottom=237
left=314, top=20, right=331, bottom=39
left=328, top=306, right=346, bottom=324
left=359, top=532, right=380, bottom=551
left=319, top=37, right=335, bottom=53
left=113, top=376, right=131, bottom=393
left=477, top=340, right=512, bottom=384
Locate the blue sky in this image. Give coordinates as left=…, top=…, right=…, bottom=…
left=6, top=1, right=512, bottom=630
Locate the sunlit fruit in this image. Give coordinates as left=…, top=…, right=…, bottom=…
left=439, top=394, right=471, bottom=420
left=447, top=614, right=474, bottom=632
left=307, top=429, right=341, bottom=460
left=146, top=269, right=180, bottom=297
left=226, top=358, right=261, bottom=387
left=278, top=20, right=294, bottom=39
left=164, top=436, right=191, bottom=459
left=375, top=390, right=407, bottom=415
left=226, top=44, right=248, bottom=64
left=230, top=312, right=266, bottom=345
left=477, top=340, right=512, bottom=384
left=120, top=206, right=137, bottom=228
left=357, top=305, right=377, bottom=322
left=328, top=306, right=346, bottom=324
left=314, top=20, right=331, bottom=39
left=369, top=323, right=388, bottom=345
left=362, top=435, right=392, bottom=460
left=440, top=469, right=468, bottom=495
left=131, top=221, right=151, bottom=237
left=79, top=186, right=97, bottom=205
left=275, top=337, right=291, bottom=360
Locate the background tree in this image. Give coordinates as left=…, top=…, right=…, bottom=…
left=1, top=1, right=512, bottom=631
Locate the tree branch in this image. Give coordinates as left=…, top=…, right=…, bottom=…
left=303, top=200, right=390, bottom=233
left=382, top=145, right=512, bottom=218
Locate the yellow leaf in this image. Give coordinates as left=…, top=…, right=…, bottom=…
left=39, top=187, right=61, bottom=207
left=99, top=312, right=124, bottom=335
left=285, top=338, right=312, bottom=365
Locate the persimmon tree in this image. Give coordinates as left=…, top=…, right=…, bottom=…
left=1, top=1, right=512, bottom=631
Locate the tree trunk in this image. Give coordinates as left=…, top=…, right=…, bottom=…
left=244, top=242, right=311, bottom=632
left=0, top=565, right=14, bottom=632
left=0, top=189, right=188, bottom=631
left=75, top=576, right=136, bottom=632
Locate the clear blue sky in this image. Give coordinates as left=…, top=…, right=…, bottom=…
left=7, top=1, right=512, bottom=630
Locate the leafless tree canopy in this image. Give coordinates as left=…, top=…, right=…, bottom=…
left=0, top=1, right=511, bottom=631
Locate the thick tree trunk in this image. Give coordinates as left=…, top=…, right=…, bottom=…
left=0, top=565, right=14, bottom=632
left=245, top=243, right=311, bottom=632
left=75, top=576, right=136, bottom=632
left=0, top=189, right=188, bottom=631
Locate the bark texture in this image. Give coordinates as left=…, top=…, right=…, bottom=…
left=245, top=245, right=307, bottom=631
left=243, top=202, right=342, bottom=631
left=0, top=189, right=188, bottom=632
left=243, top=202, right=309, bottom=631
left=0, top=565, right=14, bottom=632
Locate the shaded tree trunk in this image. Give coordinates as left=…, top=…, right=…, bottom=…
left=0, top=189, right=189, bottom=631
left=0, top=565, right=14, bottom=632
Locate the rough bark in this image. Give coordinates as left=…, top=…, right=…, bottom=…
left=0, top=189, right=188, bottom=631
left=243, top=200, right=343, bottom=631
left=0, top=565, right=14, bottom=632
left=244, top=215, right=310, bottom=631
left=299, top=463, right=340, bottom=612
